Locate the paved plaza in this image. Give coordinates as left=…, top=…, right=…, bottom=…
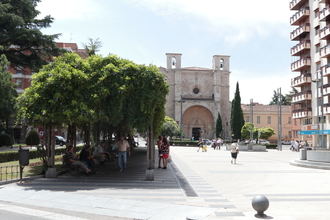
left=0, top=145, right=329, bottom=219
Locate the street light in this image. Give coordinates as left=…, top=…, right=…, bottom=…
left=250, top=98, right=254, bottom=141
left=312, top=70, right=325, bottom=148
left=277, top=88, right=282, bottom=151
left=178, top=97, right=186, bottom=140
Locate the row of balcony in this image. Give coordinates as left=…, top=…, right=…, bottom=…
left=291, top=40, right=310, bottom=56
left=320, top=25, right=330, bottom=40
left=290, top=7, right=310, bottom=25
left=292, top=91, right=312, bottom=103
left=290, top=24, right=310, bottom=41
left=290, top=0, right=308, bottom=10
left=291, top=58, right=311, bottom=72
left=291, top=74, right=311, bottom=87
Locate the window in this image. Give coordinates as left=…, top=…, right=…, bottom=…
left=267, top=116, right=271, bottom=124
left=220, top=58, right=224, bottom=70
left=171, top=57, right=176, bottom=68
left=246, top=116, right=250, bottom=122
left=288, top=117, right=291, bottom=124
left=257, top=116, right=260, bottom=124
left=288, top=131, right=292, bottom=138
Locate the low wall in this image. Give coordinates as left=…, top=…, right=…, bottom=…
left=307, top=151, right=330, bottom=163
left=225, top=144, right=266, bottom=151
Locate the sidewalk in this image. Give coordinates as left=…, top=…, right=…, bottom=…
left=0, top=147, right=215, bottom=220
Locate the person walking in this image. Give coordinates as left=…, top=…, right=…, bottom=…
left=157, top=136, right=163, bottom=168
left=117, top=136, right=130, bottom=172
left=160, top=136, right=170, bottom=169
left=230, top=142, right=239, bottom=164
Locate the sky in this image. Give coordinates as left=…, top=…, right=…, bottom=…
left=37, top=0, right=293, bottom=104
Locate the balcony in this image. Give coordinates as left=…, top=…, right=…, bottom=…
left=324, top=103, right=330, bottom=114
left=290, top=0, right=308, bottom=10
left=290, top=8, right=310, bottom=25
left=321, top=65, right=330, bottom=76
left=320, top=45, right=330, bottom=58
left=323, top=86, right=330, bottom=95
left=320, top=7, right=330, bottom=21
left=292, top=108, right=312, bottom=119
left=291, top=24, right=310, bottom=40
left=319, top=26, right=330, bottom=40
left=291, top=58, right=311, bottom=71
left=291, top=74, right=311, bottom=87
left=291, top=41, right=310, bottom=56
left=292, top=91, right=312, bottom=103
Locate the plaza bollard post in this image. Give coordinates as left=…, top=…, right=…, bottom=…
left=252, top=195, right=269, bottom=217
left=300, top=148, right=307, bottom=160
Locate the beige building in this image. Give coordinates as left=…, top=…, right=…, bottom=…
left=290, top=0, right=330, bottom=148
left=160, top=53, right=231, bottom=140
left=242, top=104, right=293, bottom=142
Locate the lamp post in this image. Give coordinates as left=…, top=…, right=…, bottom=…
left=178, top=97, right=186, bottom=140
left=250, top=99, right=254, bottom=141
left=277, top=88, right=282, bottom=151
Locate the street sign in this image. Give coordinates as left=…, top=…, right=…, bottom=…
left=298, top=130, right=330, bottom=135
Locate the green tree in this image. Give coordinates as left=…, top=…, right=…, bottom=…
left=215, top=112, right=222, bottom=138
left=83, top=38, right=102, bottom=56
left=231, top=82, right=245, bottom=140
left=241, top=122, right=257, bottom=140
left=258, top=127, right=275, bottom=140
left=269, top=90, right=291, bottom=105
left=0, top=0, right=60, bottom=70
left=0, top=55, right=17, bottom=131
left=160, top=116, right=182, bottom=138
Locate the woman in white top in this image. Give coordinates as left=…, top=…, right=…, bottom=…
left=230, top=143, right=239, bottom=164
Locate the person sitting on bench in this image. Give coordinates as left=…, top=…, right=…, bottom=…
left=63, top=145, right=91, bottom=174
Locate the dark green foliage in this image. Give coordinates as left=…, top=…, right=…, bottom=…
left=241, top=122, right=257, bottom=140
left=0, top=133, right=12, bottom=146
left=25, top=130, right=40, bottom=146
left=160, top=116, right=182, bottom=138
left=215, top=112, right=222, bottom=138
left=83, top=38, right=102, bottom=56
left=231, top=82, right=245, bottom=140
left=269, top=90, right=291, bottom=105
left=0, top=55, right=17, bottom=125
left=0, top=0, right=61, bottom=70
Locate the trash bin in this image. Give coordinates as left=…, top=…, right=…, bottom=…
left=300, top=149, right=307, bottom=160
left=18, top=148, right=29, bottom=166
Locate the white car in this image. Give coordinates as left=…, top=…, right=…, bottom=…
left=258, top=140, right=270, bottom=145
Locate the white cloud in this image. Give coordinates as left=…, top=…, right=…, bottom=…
left=128, top=0, right=290, bottom=44
left=230, top=69, right=292, bottom=104
left=37, top=0, right=103, bottom=21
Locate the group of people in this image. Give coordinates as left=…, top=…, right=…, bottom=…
left=63, top=136, right=131, bottom=174
left=211, top=138, right=224, bottom=150
left=157, top=136, right=170, bottom=169
left=290, top=140, right=309, bottom=152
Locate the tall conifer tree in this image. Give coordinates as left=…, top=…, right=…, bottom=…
left=231, top=82, right=245, bottom=140
left=215, top=112, right=222, bottom=138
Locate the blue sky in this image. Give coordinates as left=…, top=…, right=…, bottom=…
left=38, top=0, right=292, bottom=104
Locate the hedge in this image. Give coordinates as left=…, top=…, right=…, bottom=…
left=0, top=133, right=12, bottom=147
left=0, top=146, right=83, bottom=163
left=265, top=144, right=277, bottom=149
left=170, top=140, right=198, bottom=146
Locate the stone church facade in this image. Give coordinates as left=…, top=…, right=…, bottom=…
left=160, top=53, right=231, bottom=140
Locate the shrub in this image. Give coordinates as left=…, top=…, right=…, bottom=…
left=25, top=130, right=40, bottom=146
left=265, top=144, right=277, bottom=149
left=0, top=133, right=12, bottom=147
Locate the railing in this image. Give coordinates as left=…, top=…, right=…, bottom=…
left=290, top=7, right=310, bottom=25
left=291, top=41, right=310, bottom=55
left=0, top=165, right=20, bottom=182
left=290, top=24, right=310, bottom=40
left=291, top=74, right=311, bottom=86
left=319, top=25, right=330, bottom=39
left=291, top=58, right=311, bottom=71
left=321, top=64, right=330, bottom=75
left=319, top=7, right=330, bottom=20
left=320, top=45, right=330, bottom=58
left=290, top=0, right=308, bottom=10
left=292, top=91, right=312, bottom=103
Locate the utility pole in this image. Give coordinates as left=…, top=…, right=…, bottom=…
left=250, top=98, right=254, bottom=141
left=277, top=88, right=282, bottom=151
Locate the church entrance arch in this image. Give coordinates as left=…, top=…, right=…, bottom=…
left=182, top=105, right=214, bottom=139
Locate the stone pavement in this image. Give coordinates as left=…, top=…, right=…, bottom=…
left=0, top=147, right=215, bottom=220
left=171, top=146, right=330, bottom=220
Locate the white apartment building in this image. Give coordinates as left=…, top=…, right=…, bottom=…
left=290, top=0, right=330, bottom=148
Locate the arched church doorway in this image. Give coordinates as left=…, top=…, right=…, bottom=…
left=182, top=105, right=214, bottom=139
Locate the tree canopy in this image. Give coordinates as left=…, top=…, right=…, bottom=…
left=160, top=116, right=182, bottom=138
left=0, top=0, right=60, bottom=70
left=215, top=112, right=222, bottom=138
left=83, top=38, right=102, bottom=56
left=231, top=82, right=245, bottom=140
left=269, top=90, right=291, bottom=105
left=0, top=54, right=17, bottom=130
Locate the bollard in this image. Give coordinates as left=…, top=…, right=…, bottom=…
left=252, top=195, right=269, bottom=216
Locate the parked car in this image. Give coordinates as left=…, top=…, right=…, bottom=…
left=281, top=140, right=291, bottom=145
left=258, top=139, right=270, bottom=145
left=55, top=136, right=66, bottom=146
